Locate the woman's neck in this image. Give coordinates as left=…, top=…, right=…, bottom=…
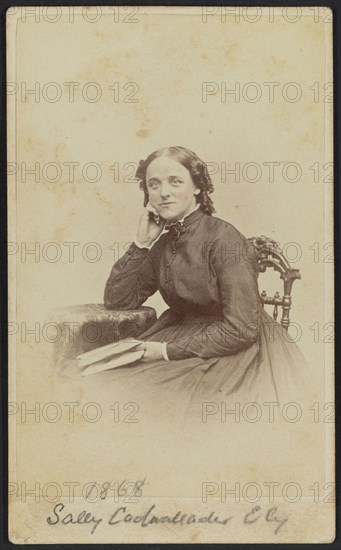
left=168, top=203, right=200, bottom=224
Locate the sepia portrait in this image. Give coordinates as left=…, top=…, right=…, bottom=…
left=7, top=5, right=334, bottom=544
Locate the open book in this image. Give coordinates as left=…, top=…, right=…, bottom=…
left=77, top=339, right=144, bottom=376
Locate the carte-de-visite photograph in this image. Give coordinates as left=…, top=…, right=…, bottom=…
left=7, top=5, right=334, bottom=545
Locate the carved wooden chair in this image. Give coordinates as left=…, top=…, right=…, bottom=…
left=248, top=235, right=301, bottom=331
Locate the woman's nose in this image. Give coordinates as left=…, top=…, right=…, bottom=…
left=160, top=182, right=171, bottom=197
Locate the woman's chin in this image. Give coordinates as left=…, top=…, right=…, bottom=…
left=157, top=206, right=187, bottom=222
left=159, top=211, right=178, bottom=221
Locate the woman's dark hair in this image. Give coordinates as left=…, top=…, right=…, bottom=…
left=135, top=146, right=215, bottom=215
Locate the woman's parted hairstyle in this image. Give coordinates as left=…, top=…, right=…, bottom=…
left=135, top=146, right=215, bottom=215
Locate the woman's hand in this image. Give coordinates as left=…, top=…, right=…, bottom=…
left=136, top=341, right=165, bottom=362
left=136, top=207, right=165, bottom=248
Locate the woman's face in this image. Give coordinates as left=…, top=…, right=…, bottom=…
left=146, top=156, right=198, bottom=222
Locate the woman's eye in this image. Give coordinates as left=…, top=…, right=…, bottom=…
left=171, top=178, right=182, bottom=185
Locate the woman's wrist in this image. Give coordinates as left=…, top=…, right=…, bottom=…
left=134, top=239, right=153, bottom=250
left=161, top=342, right=169, bottom=361
left=135, top=233, right=159, bottom=249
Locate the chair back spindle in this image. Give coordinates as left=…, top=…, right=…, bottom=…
left=248, top=236, right=301, bottom=331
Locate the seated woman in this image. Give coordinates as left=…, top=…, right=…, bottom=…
left=104, top=146, right=310, bottom=407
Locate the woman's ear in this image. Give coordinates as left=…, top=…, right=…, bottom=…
left=194, top=189, right=200, bottom=195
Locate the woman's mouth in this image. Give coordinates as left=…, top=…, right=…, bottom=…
left=160, top=202, right=175, bottom=207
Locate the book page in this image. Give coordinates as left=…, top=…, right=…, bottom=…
left=77, top=339, right=142, bottom=368
left=7, top=6, right=334, bottom=544
left=81, top=349, right=145, bottom=375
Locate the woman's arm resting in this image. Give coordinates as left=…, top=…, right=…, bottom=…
left=104, top=243, right=157, bottom=309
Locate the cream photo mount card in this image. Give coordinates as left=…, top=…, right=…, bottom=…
left=7, top=5, right=334, bottom=544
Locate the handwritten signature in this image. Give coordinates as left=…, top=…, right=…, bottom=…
left=47, top=502, right=288, bottom=535
left=244, top=504, right=288, bottom=535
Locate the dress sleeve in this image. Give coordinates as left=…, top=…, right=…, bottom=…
left=166, top=232, right=261, bottom=360
left=104, top=243, right=157, bottom=309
